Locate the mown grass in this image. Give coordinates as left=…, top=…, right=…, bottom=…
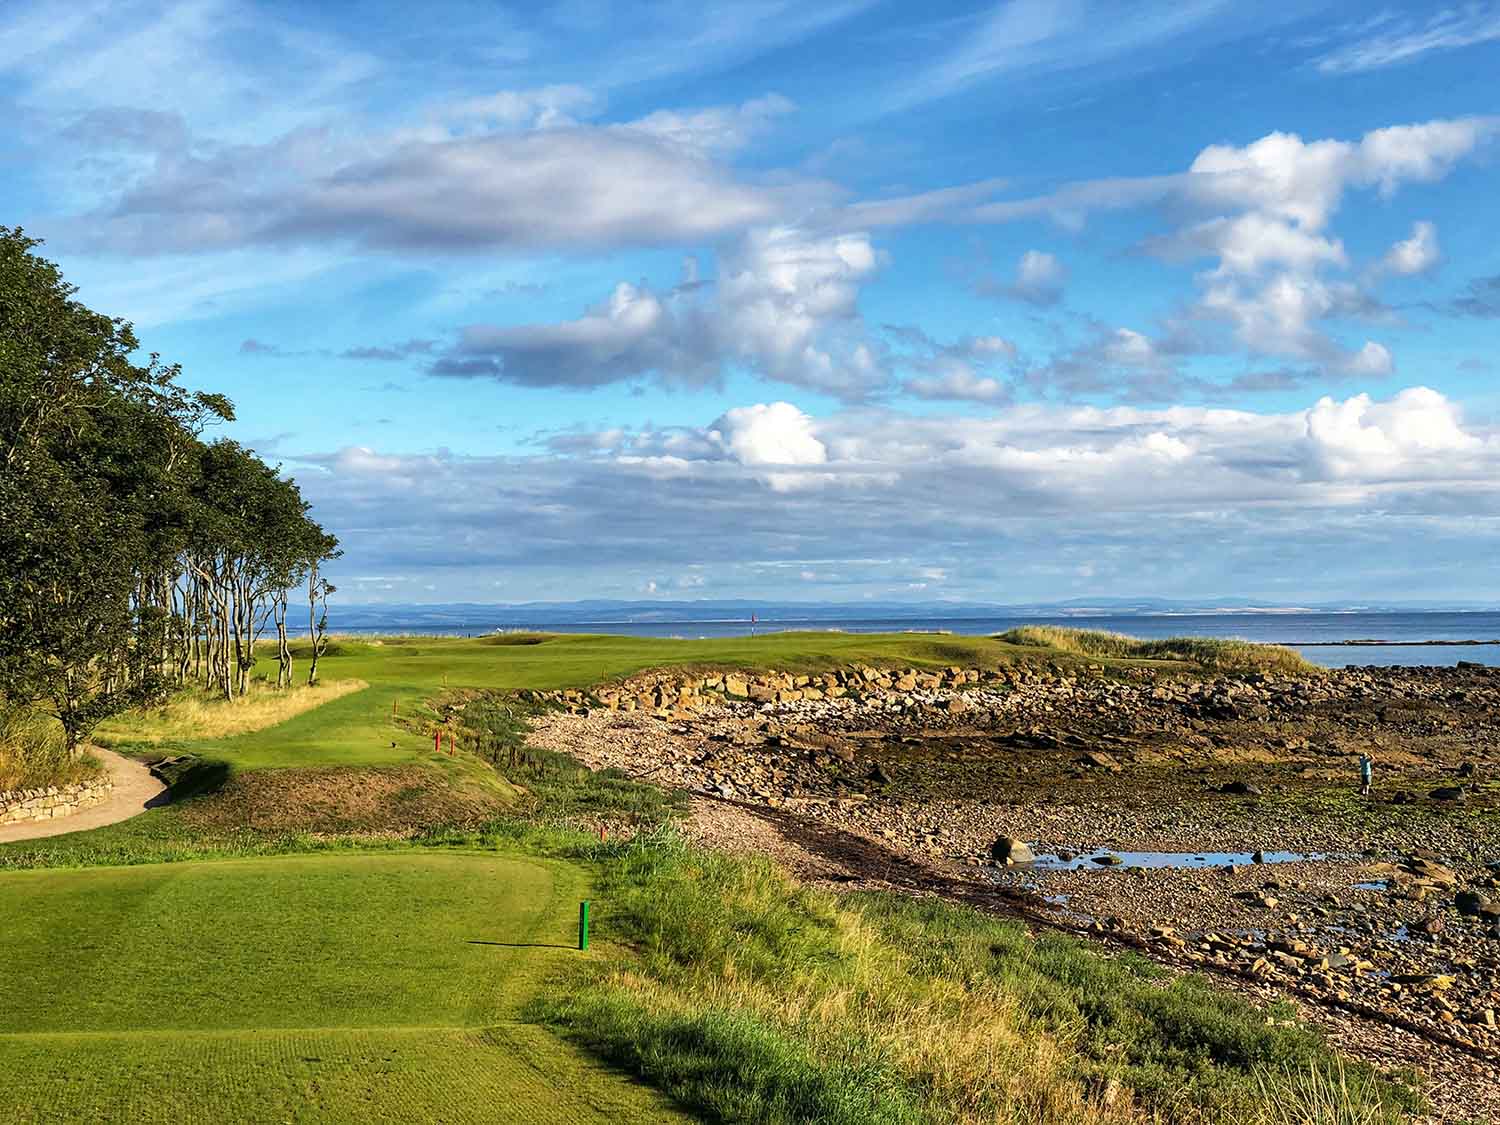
left=0, top=852, right=690, bottom=1124
left=997, top=625, right=1317, bottom=675
left=534, top=831, right=1419, bottom=1125
left=0, top=706, right=102, bottom=792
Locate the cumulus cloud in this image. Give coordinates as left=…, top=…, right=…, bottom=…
left=894, top=329, right=1017, bottom=403
left=1003, top=250, right=1067, bottom=306
left=1304, top=386, right=1481, bottom=479
left=848, top=117, right=1492, bottom=385
left=291, top=386, right=1500, bottom=598
left=1380, top=220, right=1441, bottom=276
left=706, top=402, right=828, bottom=491
left=434, top=227, right=889, bottom=399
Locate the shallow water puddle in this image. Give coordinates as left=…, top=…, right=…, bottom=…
left=1028, top=849, right=1323, bottom=871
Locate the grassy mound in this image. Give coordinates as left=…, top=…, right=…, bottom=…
left=997, top=625, right=1316, bottom=674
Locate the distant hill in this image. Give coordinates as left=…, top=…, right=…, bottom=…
left=324, top=597, right=1499, bottom=632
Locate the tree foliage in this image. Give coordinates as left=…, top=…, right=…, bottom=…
left=0, top=228, right=339, bottom=750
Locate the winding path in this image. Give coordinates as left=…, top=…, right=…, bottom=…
left=0, top=749, right=168, bottom=843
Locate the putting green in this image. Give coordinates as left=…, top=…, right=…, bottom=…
left=0, top=852, right=689, bottom=1123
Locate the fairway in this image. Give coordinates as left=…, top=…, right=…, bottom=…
left=0, top=853, right=689, bottom=1123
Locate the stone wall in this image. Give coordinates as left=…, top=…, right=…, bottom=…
left=522, top=663, right=1046, bottom=720
left=0, top=776, right=113, bottom=826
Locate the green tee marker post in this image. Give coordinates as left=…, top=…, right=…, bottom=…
left=578, top=901, right=590, bottom=951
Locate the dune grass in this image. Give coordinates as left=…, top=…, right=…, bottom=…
left=0, top=706, right=102, bottom=792
left=535, top=831, right=1417, bottom=1125
left=94, top=678, right=367, bottom=746
left=997, top=625, right=1317, bottom=674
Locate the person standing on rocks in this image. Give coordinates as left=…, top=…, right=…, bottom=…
left=1359, top=753, right=1373, bottom=797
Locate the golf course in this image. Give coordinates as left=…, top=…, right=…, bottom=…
left=0, top=632, right=1424, bottom=1123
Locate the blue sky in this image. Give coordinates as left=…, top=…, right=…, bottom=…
left=4, top=1, right=1499, bottom=605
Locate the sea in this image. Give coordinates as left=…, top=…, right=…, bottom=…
left=327, top=610, right=1500, bottom=669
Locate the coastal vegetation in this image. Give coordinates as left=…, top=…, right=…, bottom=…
left=0, top=705, right=98, bottom=792
left=0, top=629, right=1420, bottom=1122
left=997, top=625, right=1317, bottom=674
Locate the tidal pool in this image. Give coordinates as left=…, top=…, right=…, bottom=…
left=1029, top=849, right=1324, bottom=871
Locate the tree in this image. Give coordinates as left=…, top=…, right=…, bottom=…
left=1, top=228, right=339, bottom=752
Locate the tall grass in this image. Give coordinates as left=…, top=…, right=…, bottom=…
left=0, top=707, right=101, bottom=792
left=997, top=626, right=1316, bottom=675
left=535, top=831, right=1413, bottom=1124
left=94, top=678, right=366, bottom=746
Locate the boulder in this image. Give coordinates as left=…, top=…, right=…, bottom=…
left=990, top=837, right=1035, bottom=865
left=1456, top=890, right=1497, bottom=919
left=1430, top=785, right=1467, bottom=802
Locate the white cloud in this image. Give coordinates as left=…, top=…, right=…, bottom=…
left=1006, top=249, right=1068, bottom=306
left=441, top=86, right=598, bottom=132
left=289, top=387, right=1500, bottom=600
left=45, top=92, right=818, bottom=257
left=1314, top=6, right=1500, bottom=74
left=624, top=93, right=795, bottom=155
left=1304, top=386, right=1481, bottom=479
left=1161, top=213, right=1347, bottom=277
left=1381, top=220, right=1441, bottom=276
left=438, top=227, right=889, bottom=399
left=893, top=329, right=1017, bottom=403
left=709, top=402, right=827, bottom=467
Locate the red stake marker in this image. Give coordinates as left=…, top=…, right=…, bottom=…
left=434, top=731, right=440, bottom=753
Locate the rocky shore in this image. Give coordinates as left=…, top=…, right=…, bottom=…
left=527, top=658, right=1500, bottom=1119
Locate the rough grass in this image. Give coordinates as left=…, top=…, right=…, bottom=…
left=534, top=831, right=1416, bottom=1125
left=94, top=677, right=367, bottom=746
left=997, top=625, right=1317, bottom=675
left=0, top=706, right=102, bottom=792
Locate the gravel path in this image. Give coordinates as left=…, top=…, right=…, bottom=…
left=0, top=749, right=167, bottom=843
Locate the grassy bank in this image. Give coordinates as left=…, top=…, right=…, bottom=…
left=997, top=625, right=1317, bottom=675
left=532, top=830, right=1416, bottom=1125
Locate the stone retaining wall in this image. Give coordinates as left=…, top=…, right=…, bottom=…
left=0, top=776, right=113, bottom=826
left=521, top=663, right=1060, bottom=720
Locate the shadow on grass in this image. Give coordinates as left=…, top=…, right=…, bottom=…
left=467, top=940, right=576, bottom=949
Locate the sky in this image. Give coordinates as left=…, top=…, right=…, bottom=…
left=3, top=0, right=1499, bottom=606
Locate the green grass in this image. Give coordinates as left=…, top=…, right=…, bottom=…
left=89, top=627, right=1282, bottom=791
left=0, top=852, right=689, bottom=1123
left=1, top=631, right=1399, bottom=1122
left=997, top=625, right=1317, bottom=674
left=534, top=831, right=1419, bottom=1125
